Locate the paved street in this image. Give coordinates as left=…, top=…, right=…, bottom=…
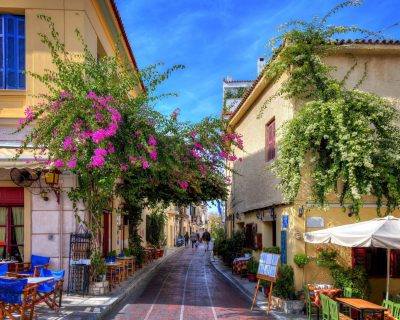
left=106, top=245, right=270, bottom=320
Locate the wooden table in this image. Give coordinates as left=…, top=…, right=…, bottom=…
left=336, top=298, right=387, bottom=320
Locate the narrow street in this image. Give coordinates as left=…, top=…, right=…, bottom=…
left=107, top=245, right=271, bottom=320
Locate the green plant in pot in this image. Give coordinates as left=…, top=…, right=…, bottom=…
left=247, top=259, right=259, bottom=282
left=263, top=246, right=281, bottom=254
left=294, top=253, right=311, bottom=286
left=91, top=250, right=106, bottom=282
left=273, top=264, right=296, bottom=300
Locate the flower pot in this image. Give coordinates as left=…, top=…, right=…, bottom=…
left=89, top=280, right=109, bottom=296
left=247, top=273, right=257, bottom=282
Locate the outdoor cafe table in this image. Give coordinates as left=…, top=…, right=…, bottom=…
left=313, top=288, right=342, bottom=307
left=336, top=297, right=387, bottom=320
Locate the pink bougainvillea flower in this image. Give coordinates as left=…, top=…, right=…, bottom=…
left=59, top=90, right=71, bottom=100
left=194, top=142, right=203, bottom=150
left=54, top=159, right=64, bottom=168
left=189, top=130, right=197, bottom=139
left=73, top=119, right=83, bottom=132
left=107, top=143, right=115, bottom=154
left=198, top=164, right=207, bottom=176
left=24, top=107, right=34, bottom=122
left=107, top=107, right=122, bottom=123
left=120, top=163, right=129, bottom=171
left=94, top=148, right=108, bottom=157
left=228, top=154, right=237, bottom=162
left=80, top=130, right=92, bottom=140
left=105, top=123, right=118, bottom=137
left=95, top=112, right=104, bottom=122
left=91, top=155, right=105, bottom=168
left=178, top=180, right=189, bottom=190
left=63, top=136, right=75, bottom=151
left=171, top=108, right=180, bottom=120
left=141, top=159, right=150, bottom=170
left=149, top=149, right=158, bottom=161
left=51, top=100, right=61, bottom=111
left=86, top=91, right=97, bottom=100
left=190, top=149, right=201, bottom=159
left=129, top=156, right=138, bottom=165
left=67, top=157, right=77, bottom=169
left=148, top=135, right=157, bottom=146
left=92, top=129, right=108, bottom=144
left=219, top=150, right=229, bottom=159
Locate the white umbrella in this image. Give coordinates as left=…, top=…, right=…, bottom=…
left=304, top=215, right=400, bottom=300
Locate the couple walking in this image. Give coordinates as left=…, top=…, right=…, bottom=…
left=186, top=230, right=211, bottom=251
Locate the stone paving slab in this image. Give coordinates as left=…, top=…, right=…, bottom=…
left=210, top=255, right=307, bottom=320
left=36, top=247, right=184, bottom=320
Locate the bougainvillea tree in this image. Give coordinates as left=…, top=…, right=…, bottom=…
left=264, top=1, right=400, bottom=216
left=16, top=16, right=242, bottom=245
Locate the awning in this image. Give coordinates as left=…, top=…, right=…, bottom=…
left=0, top=147, right=44, bottom=169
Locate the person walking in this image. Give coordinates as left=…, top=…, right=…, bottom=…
left=184, top=232, right=189, bottom=247
left=190, top=232, right=197, bottom=249
left=202, top=230, right=211, bottom=252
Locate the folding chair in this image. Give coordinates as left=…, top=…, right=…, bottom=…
left=0, top=278, right=36, bottom=319
left=15, top=255, right=50, bottom=276
left=0, top=264, right=8, bottom=276
left=36, top=269, right=65, bottom=310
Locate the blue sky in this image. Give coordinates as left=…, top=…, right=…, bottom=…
left=115, top=0, right=399, bottom=213
left=116, top=0, right=399, bottom=123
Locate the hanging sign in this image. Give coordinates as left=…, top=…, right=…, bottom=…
left=282, top=214, right=289, bottom=230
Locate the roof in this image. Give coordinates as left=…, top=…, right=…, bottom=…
left=228, top=39, right=400, bottom=127
left=109, top=0, right=146, bottom=92
left=223, top=79, right=254, bottom=84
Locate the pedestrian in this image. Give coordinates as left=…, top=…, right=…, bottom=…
left=184, top=232, right=189, bottom=247
left=202, top=229, right=211, bottom=252
left=190, top=232, right=197, bottom=249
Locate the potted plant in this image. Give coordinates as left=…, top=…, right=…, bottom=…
left=246, top=260, right=259, bottom=282
left=89, top=250, right=108, bottom=295
left=270, top=264, right=304, bottom=314
left=263, top=246, right=281, bottom=254
left=316, top=247, right=338, bottom=268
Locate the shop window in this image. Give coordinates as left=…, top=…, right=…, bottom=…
left=265, top=118, right=276, bottom=161
left=0, top=14, right=25, bottom=89
left=352, top=247, right=400, bottom=278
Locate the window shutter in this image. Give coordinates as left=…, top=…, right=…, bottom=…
left=0, top=16, right=4, bottom=88
left=4, top=15, right=25, bottom=89
left=266, top=119, right=276, bottom=161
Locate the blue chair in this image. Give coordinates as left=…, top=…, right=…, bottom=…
left=15, top=254, right=50, bottom=276
left=0, top=264, right=8, bottom=276
left=37, top=269, right=65, bottom=310
left=0, top=278, right=36, bottom=319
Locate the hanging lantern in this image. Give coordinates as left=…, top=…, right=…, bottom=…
left=44, top=170, right=60, bottom=186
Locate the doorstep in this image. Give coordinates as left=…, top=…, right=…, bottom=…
left=209, top=256, right=307, bottom=320
left=36, top=247, right=184, bottom=320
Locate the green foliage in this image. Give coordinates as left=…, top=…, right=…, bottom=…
left=107, top=250, right=117, bottom=258
left=146, top=206, right=167, bottom=248
left=215, top=230, right=245, bottom=265
left=16, top=15, right=242, bottom=244
left=273, top=264, right=296, bottom=299
left=129, top=233, right=145, bottom=265
left=316, top=247, right=339, bottom=268
left=293, top=253, right=311, bottom=268
left=90, top=250, right=106, bottom=281
left=331, top=265, right=370, bottom=298
left=263, top=246, right=281, bottom=254
left=247, top=259, right=259, bottom=274
left=262, top=2, right=400, bottom=215
left=209, top=215, right=224, bottom=239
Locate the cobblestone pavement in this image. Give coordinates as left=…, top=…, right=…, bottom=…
left=106, top=245, right=273, bottom=320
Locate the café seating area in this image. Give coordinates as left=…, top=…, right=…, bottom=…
left=305, top=284, right=398, bottom=320
left=0, top=255, right=64, bottom=320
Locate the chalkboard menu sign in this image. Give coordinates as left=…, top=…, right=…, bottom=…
left=257, top=252, right=280, bottom=281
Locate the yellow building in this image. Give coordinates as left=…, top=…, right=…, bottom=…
left=227, top=40, right=400, bottom=302
left=0, top=0, right=142, bottom=271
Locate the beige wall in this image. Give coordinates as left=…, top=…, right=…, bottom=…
left=228, top=45, right=400, bottom=301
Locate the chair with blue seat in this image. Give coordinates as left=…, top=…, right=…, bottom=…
left=15, top=254, right=50, bottom=276
left=0, top=277, right=37, bottom=319
left=36, top=269, right=65, bottom=310
left=0, top=264, right=8, bottom=276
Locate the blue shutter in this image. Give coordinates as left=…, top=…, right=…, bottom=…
left=280, top=230, right=287, bottom=264
left=4, top=15, right=25, bottom=89
left=0, top=16, right=4, bottom=88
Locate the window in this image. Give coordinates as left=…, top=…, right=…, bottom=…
left=0, top=14, right=25, bottom=89
left=266, top=118, right=276, bottom=161
left=352, top=248, right=400, bottom=278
